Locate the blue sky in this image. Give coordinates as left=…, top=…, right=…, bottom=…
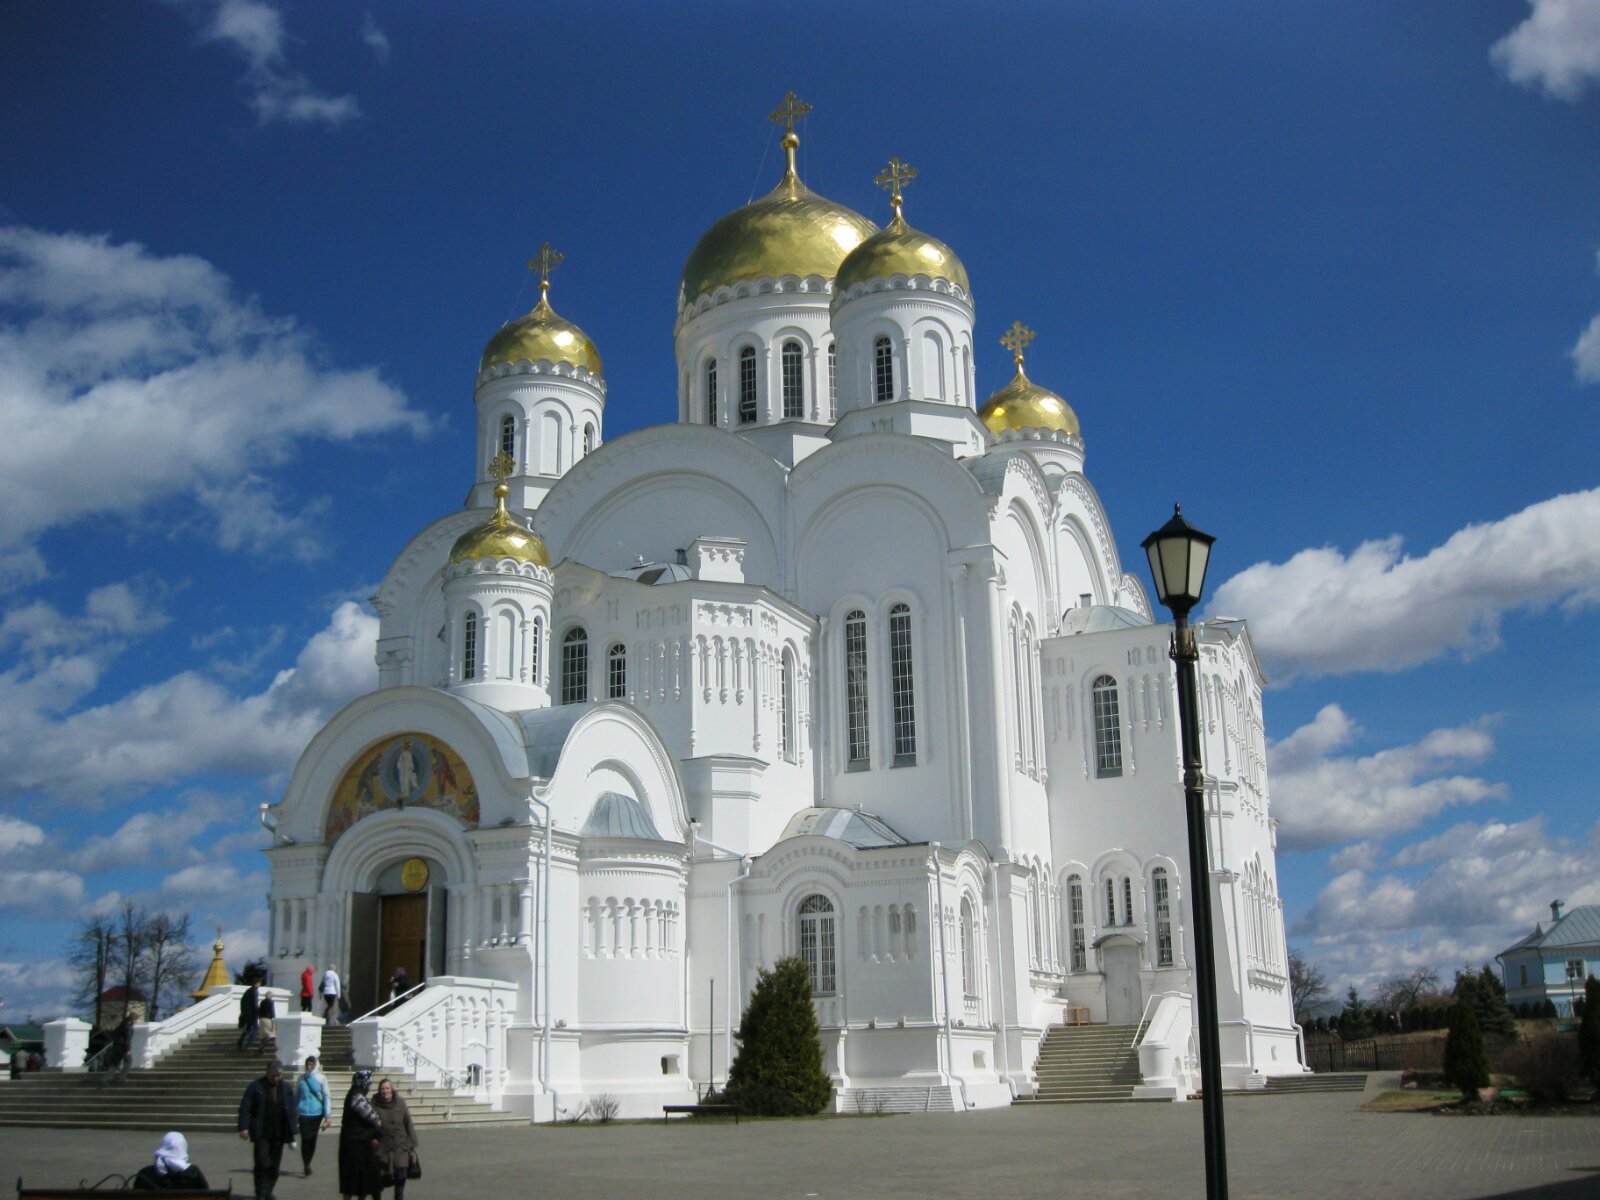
left=2, top=0, right=1598, bottom=1018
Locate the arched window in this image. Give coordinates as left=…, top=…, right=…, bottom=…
left=583, top=423, right=596, bottom=456
left=1067, top=875, right=1086, bottom=972
left=1153, top=868, right=1173, bottom=967
left=461, top=611, right=478, bottom=681
left=827, top=343, right=837, bottom=411
left=738, top=345, right=757, bottom=424
left=960, top=897, right=976, bottom=996
left=888, top=603, right=915, bottom=765
left=705, top=359, right=718, bottom=426
left=797, top=895, right=836, bottom=994
left=530, top=615, right=542, bottom=684
left=561, top=627, right=588, bottom=705
left=1122, top=876, right=1133, bottom=927
left=607, top=642, right=627, bottom=699
left=1104, top=877, right=1116, bottom=927
left=781, top=340, right=804, bottom=419
left=873, top=335, right=894, bottom=403
left=1092, top=674, right=1123, bottom=778
left=498, top=414, right=516, bottom=461
left=1029, top=871, right=1042, bottom=966
left=843, top=609, right=870, bottom=769
left=780, top=648, right=797, bottom=763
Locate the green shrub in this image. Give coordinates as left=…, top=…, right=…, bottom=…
left=724, top=956, right=834, bottom=1117
left=1579, top=977, right=1600, bottom=1087
left=1444, top=992, right=1489, bottom=1097
left=1502, top=1033, right=1582, bottom=1102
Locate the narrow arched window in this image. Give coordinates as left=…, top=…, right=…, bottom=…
left=798, top=894, right=836, bottom=994
left=1029, top=872, right=1042, bottom=966
left=583, top=423, right=596, bottom=456
left=499, top=414, right=516, bottom=461
left=960, top=897, right=976, bottom=996
left=1067, top=875, right=1086, bottom=972
left=1104, top=877, right=1116, bottom=928
left=780, top=648, right=797, bottom=763
left=1092, top=674, right=1123, bottom=778
left=781, top=340, right=804, bottom=419
left=888, top=603, right=915, bottom=765
left=1153, top=868, right=1173, bottom=967
left=561, top=627, right=588, bottom=705
left=1011, top=619, right=1027, bottom=772
left=739, top=345, right=757, bottom=424
left=1122, top=876, right=1133, bottom=927
left=705, top=359, right=718, bottom=426
left=827, top=343, right=837, bottom=411
left=844, top=609, right=870, bottom=770
left=530, top=615, right=543, bottom=685
left=607, top=642, right=627, bottom=699
left=461, top=611, right=478, bottom=681
left=873, top=335, right=894, bottom=403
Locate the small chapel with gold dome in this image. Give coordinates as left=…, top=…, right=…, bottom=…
left=261, top=95, right=1301, bottom=1118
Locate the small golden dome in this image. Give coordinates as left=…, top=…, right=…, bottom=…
left=978, top=321, right=1081, bottom=437
left=837, top=156, right=968, bottom=295
left=480, top=294, right=602, bottom=377
left=679, top=129, right=878, bottom=309
left=450, top=484, right=550, bottom=566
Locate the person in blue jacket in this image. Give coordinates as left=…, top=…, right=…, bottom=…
left=238, top=1060, right=296, bottom=1200
left=295, top=1054, right=332, bottom=1177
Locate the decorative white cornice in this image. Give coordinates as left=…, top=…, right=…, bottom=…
left=442, top=558, right=554, bottom=584
left=991, top=426, right=1084, bottom=452
left=475, top=358, right=607, bottom=393
left=675, top=274, right=834, bottom=332
left=830, top=273, right=973, bottom=310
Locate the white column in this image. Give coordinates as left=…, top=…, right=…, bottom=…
left=518, top=882, right=533, bottom=947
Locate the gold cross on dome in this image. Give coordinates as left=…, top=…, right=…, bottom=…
left=487, top=451, right=516, bottom=486
left=527, top=242, right=563, bottom=296
left=874, top=157, right=918, bottom=212
left=768, top=91, right=812, bottom=136
left=1000, top=320, right=1036, bottom=364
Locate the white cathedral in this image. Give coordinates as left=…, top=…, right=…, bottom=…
left=261, top=99, right=1301, bottom=1118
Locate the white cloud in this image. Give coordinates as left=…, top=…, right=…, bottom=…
left=64, top=793, right=230, bottom=874
left=0, top=581, right=170, bottom=667
left=0, top=225, right=426, bottom=565
left=0, top=601, right=377, bottom=806
left=1208, top=488, right=1600, bottom=682
left=192, top=0, right=361, bottom=128
left=1573, top=312, right=1600, bottom=381
left=1327, top=840, right=1383, bottom=872
left=0, top=956, right=80, bottom=1021
left=0, top=869, right=85, bottom=913
left=1492, top=0, right=1600, bottom=102
left=1268, top=704, right=1506, bottom=851
left=161, top=862, right=266, bottom=904
left=361, top=12, right=391, bottom=65
left=1292, top=817, right=1600, bottom=993
left=0, top=814, right=45, bottom=856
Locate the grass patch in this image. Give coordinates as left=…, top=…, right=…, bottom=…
left=1361, top=1089, right=1459, bottom=1112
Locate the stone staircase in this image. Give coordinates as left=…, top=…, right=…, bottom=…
left=1016, top=1023, right=1145, bottom=1104
left=1262, top=1072, right=1368, bottom=1095
left=0, top=1024, right=522, bottom=1131
left=841, top=1085, right=957, bottom=1114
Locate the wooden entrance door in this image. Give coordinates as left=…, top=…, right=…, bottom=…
left=378, top=894, right=426, bottom=1000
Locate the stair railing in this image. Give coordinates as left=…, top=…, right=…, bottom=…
left=347, top=982, right=427, bottom=1027
left=1133, top=989, right=1191, bottom=1047
left=377, top=1028, right=466, bottom=1114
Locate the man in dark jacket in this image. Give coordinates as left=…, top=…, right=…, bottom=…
left=238, top=1060, right=295, bottom=1200
left=236, top=981, right=260, bottom=1051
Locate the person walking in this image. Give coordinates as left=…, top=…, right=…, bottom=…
left=257, top=990, right=277, bottom=1048
left=299, top=965, right=315, bottom=1013
left=295, top=1054, right=331, bottom=1177
left=372, top=1077, right=418, bottom=1200
left=339, top=1070, right=383, bottom=1200
left=388, top=966, right=410, bottom=1004
left=237, top=1060, right=295, bottom=1200
left=321, top=965, right=342, bottom=1022
left=236, top=980, right=260, bottom=1052
left=132, top=1130, right=209, bottom=1190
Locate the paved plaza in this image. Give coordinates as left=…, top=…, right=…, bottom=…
left=4, top=1080, right=1598, bottom=1200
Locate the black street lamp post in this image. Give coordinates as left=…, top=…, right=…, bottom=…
left=1141, top=504, right=1228, bottom=1200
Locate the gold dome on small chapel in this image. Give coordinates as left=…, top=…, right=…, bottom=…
left=451, top=455, right=550, bottom=567
left=480, top=243, right=603, bottom=377
left=836, top=157, right=969, bottom=294
left=978, top=322, right=1081, bottom=438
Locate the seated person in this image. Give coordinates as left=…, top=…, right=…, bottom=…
left=131, top=1131, right=209, bottom=1190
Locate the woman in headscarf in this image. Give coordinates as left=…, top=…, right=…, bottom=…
left=131, top=1130, right=208, bottom=1190
left=372, top=1077, right=419, bottom=1200
left=339, top=1069, right=384, bottom=1200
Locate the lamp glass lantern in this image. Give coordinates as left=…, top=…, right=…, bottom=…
left=1141, top=505, right=1216, bottom=618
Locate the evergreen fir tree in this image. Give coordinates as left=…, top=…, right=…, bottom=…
left=1578, top=976, right=1600, bottom=1088
left=1443, top=991, right=1490, bottom=1097
left=724, top=956, right=834, bottom=1117
left=1339, top=985, right=1373, bottom=1039
left=1469, top=964, right=1517, bottom=1039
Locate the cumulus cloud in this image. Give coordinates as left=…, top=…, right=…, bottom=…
left=1492, top=0, right=1600, bottom=101
left=0, top=955, right=80, bottom=1021
left=1293, top=817, right=1600, bottom=992
left=1570, top=252, right=1600, bottom=384
left=0, top=814, right=45, bottom=856
left=1208, top=488, right=1600, bottom=682
left=361, top=12, right=391, bottom=64
left=0, top=869, right=85, bottom=913
left=1268, top=705, right=1506, bottom=851
left=190, top=0, right=361, bottom=127
left=64, top=793, right=230, bottom=874
left=0, top=600, right=376, bottom=806
left=161, top=862, right=266, bottom=904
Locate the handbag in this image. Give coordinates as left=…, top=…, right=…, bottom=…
left=407, top=1153, right=422, bottom=1181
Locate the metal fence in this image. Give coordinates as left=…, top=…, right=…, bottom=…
left=1305, top=1036, right=1512, bottom=1073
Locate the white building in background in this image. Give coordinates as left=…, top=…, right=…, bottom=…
left=261, top=100, right=1301, bottom=1119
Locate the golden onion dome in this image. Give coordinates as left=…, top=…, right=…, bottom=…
left=978, top=321, right=1081, bottom=438
left=480, top=244, right=602, bottom=377
left=450, top=483, right=550, bottom=567
left=836, top=156, right=968, bottom=295
left=679, top=129, right=878, bottom=309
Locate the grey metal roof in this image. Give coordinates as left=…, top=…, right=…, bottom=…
left=1059, top=604, right=1151, bottom=634
left=614, top=560, right=693, bottom=585
left=581, top=792, right=667, bottom=841
left=509, top=705, right=591, bottom=779
left=781, top=807, right=909, bottom=849
left=1500, top=905, right=1600, bottom=955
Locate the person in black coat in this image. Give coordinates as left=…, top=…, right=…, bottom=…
left=131, top=1131, right=209, bottom=1191
left=236, top=982, right=260, bottom=1051
left=238, top=1060, right=296, bottom=1200
left=339, top=1070, right=384, bottom=1200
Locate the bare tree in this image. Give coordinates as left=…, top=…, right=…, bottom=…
left=1374, top=967, right=1442, bottom=1017
left=1289, top=947, right=1329, bottom=1022
left=144, top=912, right=198, bottom=1023
left=111, top=899, right=149, bottom=1021
left=70, top=915, right=117, bottom=1030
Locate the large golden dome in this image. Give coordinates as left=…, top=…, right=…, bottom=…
left=480, top=294, right=602, bottom=378
left=451, top=485, right=550, bottom=566
left=679, top=131, right=877, bottom=309
left=836, top=210, right=968, bottom=294
left=979, top=322, right=1081, bottom=438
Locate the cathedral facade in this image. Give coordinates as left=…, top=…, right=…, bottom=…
left=262, top=100, right=1301, bottom=1118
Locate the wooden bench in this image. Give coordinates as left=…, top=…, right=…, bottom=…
left=18, top=1178, right=231, bottom=1198
left=661, top=1103, right=742, bottom=1124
